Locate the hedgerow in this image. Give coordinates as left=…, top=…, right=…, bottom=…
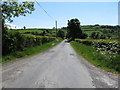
left=2, top=31, right=56, bottom=56
left=74, top=39, right=120, bottom=72
left=75, top=39, right=120, bottom=54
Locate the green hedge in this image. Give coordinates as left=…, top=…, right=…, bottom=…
left=75, top=39, right=120, bottom=54
left=3, top=31, right=56, bottom=56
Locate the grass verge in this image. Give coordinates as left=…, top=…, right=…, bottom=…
left=70, top=41, right=120, bottom=74
left=2, top=39, right=62, bottom=63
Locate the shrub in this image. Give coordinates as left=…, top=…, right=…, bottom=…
left=57, top=30, right=65, bottom=39
left=90, top=32, right=99, bottom=39
left=2, top=31, right=56, bottom=56
left=75, top=39, right=120, bottom=54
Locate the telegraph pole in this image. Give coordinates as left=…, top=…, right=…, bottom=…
left=56, top=20, right=57, bottom=38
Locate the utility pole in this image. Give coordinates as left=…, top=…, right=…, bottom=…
left=56, top=20, right=57, bottom=38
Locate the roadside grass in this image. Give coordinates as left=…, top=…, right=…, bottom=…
left=70, top=41, right=120, bottom=74
left=2, top=39, right=62, bottom=63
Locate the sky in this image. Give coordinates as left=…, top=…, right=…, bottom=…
left=10, top=2, right=118, bottom=29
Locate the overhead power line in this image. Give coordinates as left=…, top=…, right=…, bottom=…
left=34, top=0, right=58, bottom=38
left=35, top=0, right=55, bottom=21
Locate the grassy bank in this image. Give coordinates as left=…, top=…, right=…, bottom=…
left=70, top=41, right=120, bottom=74
left=2, top=39, right=62, bottom=63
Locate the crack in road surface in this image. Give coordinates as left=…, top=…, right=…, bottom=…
left=2, top=40, right=118, bottom=88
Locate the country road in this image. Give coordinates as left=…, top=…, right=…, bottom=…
left=2, top=40, right=118, bottom=88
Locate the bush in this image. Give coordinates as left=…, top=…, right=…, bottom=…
left=57, top=30, right=65, bottom=39
left=75, top=39, right=120, bottom=54
left=80, top=33, right=88, bottom=39
left=2, top=31, right=56, bottom=56
left=100, top=34, right=106, bottom=39
left=90, top=32, right=99, bottom=39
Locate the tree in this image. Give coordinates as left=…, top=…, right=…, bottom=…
left=1, top=0, right=35, bottom=31
left=80, top=33, right=88, bottom=39
left=57, top=30, right=65, bottom=39
left=67, top=18, right=82, bottom=41
left=23, top=26, right=26, bottom=29
left=2, top=0, right=35, bottom=23
left=100, top=34, right=106, bottom=39
left=61, top=27, right=67, bottom=30
left=90, top=32, right=99, bottom=39
left=95, top=24, right=99, bottom=26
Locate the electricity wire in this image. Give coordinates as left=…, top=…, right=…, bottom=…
left=35, top=0, right=55, bottom=21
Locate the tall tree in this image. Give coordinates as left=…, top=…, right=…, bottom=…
left=67, top=18, right=82, bottom=41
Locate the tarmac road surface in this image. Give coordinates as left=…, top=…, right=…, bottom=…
left=2, top=40, right=118, bottom=88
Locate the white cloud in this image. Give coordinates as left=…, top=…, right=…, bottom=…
left=5, top=23, right=16, bottom=27
left=5, top=23, right=22, bottom=29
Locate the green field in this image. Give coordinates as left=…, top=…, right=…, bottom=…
left=81, top=25, right=119, bottom=39
left=13, top=29, right=43, bottom=33
left=9, top=29, right=64, bottom=37
left=10, top=29, right=56, bottom=33
left=81, top=27, right=104, bottom=38
left=83, top=30, right=103, bottom=36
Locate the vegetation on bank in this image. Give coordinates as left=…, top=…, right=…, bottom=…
left=75, top=39, right=120, bottom=54
left=70, top=41, right=120, bottom=73
left=2, top=39, right=62, bottom=63
left=75, top=39, right=118, bottom=44
left=2, top=28, right=63, bottom=63
left=3, top=30, right=56, bottom=56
